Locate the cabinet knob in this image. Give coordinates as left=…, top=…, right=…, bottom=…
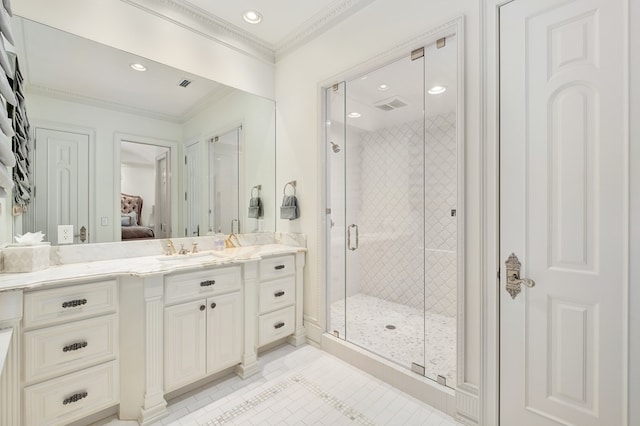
left=274, top=321, right=285, bottom=329
left=274, top=290, right=285, bottom=298
left=199, top=305, right=206, bottom=311
left=210, top=302, right=217, bottom=309
left=200, top=280, right=216, bottom=287
left=274, top=265, right=285, bottom=270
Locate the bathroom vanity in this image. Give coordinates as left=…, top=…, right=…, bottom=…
left=0, top=234, right=306, bottom=425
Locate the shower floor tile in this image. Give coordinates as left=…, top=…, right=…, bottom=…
left=329, top=293, right=456, bottom=387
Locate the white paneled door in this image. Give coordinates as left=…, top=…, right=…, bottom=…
left=499, top=0, right=627, bottom=425
left=34, top=128, right=89, bottom=244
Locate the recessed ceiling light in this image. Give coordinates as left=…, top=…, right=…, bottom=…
left=243, top=10, right=262, bottom=24
left=348, top=112, right=361, bottom=118
left=130, top=63, right=147, bottom=72
left=428, top=85, right=447, bottom=95
left=378, top=84, right=389, bottom=91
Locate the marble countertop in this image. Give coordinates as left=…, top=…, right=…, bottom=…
left=0, top=243, right=305, bottom=293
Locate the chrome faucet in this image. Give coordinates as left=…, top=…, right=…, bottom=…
left=179, top=244, right=189, bottom=255
left=165, top=239, right=177, bottom=256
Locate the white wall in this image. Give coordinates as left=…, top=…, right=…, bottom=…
left=26, top=93, right=182, bottom=242
left=275, top=0, right=481, bottom=389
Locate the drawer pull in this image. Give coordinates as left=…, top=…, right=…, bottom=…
left=200, top=280, right=216, bottom=287
left=274, top=265, right=286, bottom=270
left=199, top=305, right=206, bottom=311
left=63, top=391, right=88, bottom=405
left=210, top=302, right=217, bottom=309
left=274, top=321, right=285, bottom=329
left=274, top=290, right=285, bottom=298
left=63, top=341, right=88, bottom=352
left=61, top=299, right=87, bottom=309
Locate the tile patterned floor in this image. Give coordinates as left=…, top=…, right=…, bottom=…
left=94, top=344, right=462, bottom=426
left=330, top=294, right=456, bottom=387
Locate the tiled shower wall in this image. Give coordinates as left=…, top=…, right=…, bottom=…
left=356, top=112, right=457, bottom=317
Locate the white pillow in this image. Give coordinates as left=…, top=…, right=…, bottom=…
left=121, top=211, right=138, bottom=226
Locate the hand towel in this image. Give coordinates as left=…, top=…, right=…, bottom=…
left=0, top=129, right=14, bottom=167
left=248, top=196, right=263, bottom=218
left=280, top=194, right=299, bottom=220
left=0, top=161, right=13, bottom=191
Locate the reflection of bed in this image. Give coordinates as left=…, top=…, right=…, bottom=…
left=121, top=193, right=155, bottom=240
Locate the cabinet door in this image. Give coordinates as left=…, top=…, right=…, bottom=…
left=206, top=291, right=242, bottom=373
left=164, top=300, right=207, bottom=392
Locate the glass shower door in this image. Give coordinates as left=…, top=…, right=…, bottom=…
left=342, top=53, right=427, bottom=371
left=327, top=36, right=459, bottom=389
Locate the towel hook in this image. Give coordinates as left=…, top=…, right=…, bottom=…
left=283, top=180, right=296, bottom=196
left=251, top=185, right=261, bottom=198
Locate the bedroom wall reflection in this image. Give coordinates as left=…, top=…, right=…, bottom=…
left=10, top=16, right=276, bottom=244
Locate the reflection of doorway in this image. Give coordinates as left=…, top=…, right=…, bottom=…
left=154, top=151, right=171, bottom=239
left=120, top=140, right=170, bottom=240
left=208, top=126, right=242, bottom=234
left=33, top=127, right=90, bottom=244
left=184, top=141, right=200, bottom=237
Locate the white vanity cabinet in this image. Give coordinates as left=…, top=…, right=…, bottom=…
left=21, top=280, right=119, bottom=426
left=257, top=254, right=297, bottom=347
left=163, top=266, right=242, bottom=392
left=0, top=240, right=306, bottom=426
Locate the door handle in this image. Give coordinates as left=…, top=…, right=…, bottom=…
left=347, top=224, right=359, bottom=251
left=505, top=253, right=535, bottom=299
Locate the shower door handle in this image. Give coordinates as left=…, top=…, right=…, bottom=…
left=347, top=224, right=359, bottom=251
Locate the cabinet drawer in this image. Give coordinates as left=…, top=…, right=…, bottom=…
left=258, top=306, right=295, bottom=347
left=24, top=361, right=119, bottom=426
left=260, top=255, right=294, bottom=281
left=259, top=277, right=295, bottom=314
left=24, top=280, right=118, bottom=329
left=165, top=266, right=241, bottom=305
left=24, top=314, right=118, bottom=384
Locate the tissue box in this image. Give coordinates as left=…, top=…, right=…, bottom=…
left=3, top=243, right=51, bottom=273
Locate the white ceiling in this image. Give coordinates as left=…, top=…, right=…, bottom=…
left=181, top=0, right=339, bottom=47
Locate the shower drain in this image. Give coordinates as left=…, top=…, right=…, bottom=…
left=385, top=324, right=396, bottom=330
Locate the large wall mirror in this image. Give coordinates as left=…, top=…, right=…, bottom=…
left=9, top=16, right=276, bottom=244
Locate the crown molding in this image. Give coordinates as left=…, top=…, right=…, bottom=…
left=121, top=0, right=378, bottom=63
left=120, top=0, right=275, bottom=64
left=26, top=84, right=184, bottom=124
left=27, top=82, right=238, bottom=125
left=274, top=0, right=377, bottom=60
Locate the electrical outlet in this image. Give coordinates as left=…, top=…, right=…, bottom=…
left=101, top=216, right=108, bottom=226
left=58, top=225, right=74, bottom=244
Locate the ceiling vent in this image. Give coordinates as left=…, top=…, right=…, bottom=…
left=374, top=96, right=408, bottom=111
left=178, top=79, right=192, bottom=88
